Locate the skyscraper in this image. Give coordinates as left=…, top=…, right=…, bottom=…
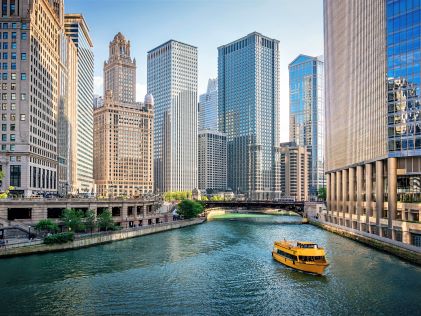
left=64, top=14, right=94, bottom=194
left=147, top=40, right=198, bottom=193
left=218, top=32, right=281, bottom=199
left=198, top=78, right=218, bottom=131
left=104, top=32, right=136, bottom=104
left=279, top=142, right=311, bottom=201
left=198, top=130, right=227, bottom=192
left=324, top=0, right=421, bottom=247
left=94, top=33, right=153, bottom=197
left=289, top=55, right=324, bottom=198
left=0, top=0, right=65, bottom=196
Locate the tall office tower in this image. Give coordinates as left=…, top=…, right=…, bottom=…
left=198, top=130, right=227, bottom=192
left=93, top=92, right=154, bottom=197
left=147, top=40, right=198, bottom=193
left=198, top=78, right=218, bottom=131
left=279, top=142, right=311, bottom=202
left=325, top=0, right=421, bottom=247
left=64, top=14, right=94, bottom=194
left=94, top=33, right=153, bottom=197
left=218, top=32, right=281, bottom=199
left=0, top=0, right=65, bottom=196
left=104, top=32, right=136, bottom=104
left=289, top=55, right=325, bottom=198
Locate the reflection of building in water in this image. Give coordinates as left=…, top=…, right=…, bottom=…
left=325, top=0, right=421, bottom=248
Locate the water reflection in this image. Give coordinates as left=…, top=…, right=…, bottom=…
left=0, top=217, right=420, bottom=315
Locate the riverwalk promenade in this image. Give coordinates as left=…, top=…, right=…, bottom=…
left=0, top=218, right=205, bottom=258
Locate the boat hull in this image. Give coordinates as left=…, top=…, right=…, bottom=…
left=272, top=251, right=328, bottom=275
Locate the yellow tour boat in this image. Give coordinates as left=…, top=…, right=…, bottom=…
left=272, top=240, right=329, bottom=275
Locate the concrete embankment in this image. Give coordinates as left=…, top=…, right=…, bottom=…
left=0, top=218, right=205, bottom=258
left=309, top=219, right=421, bottom=265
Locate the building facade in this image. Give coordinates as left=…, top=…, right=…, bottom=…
left=279, top=142, right=310, bottom=201
left=64, top=14, right=94, bottom=195
left=103, top=32, right=136, bottom=104
left=198, top=130, right=227, bottom=192
left=289, top=54, right=324, bottom=198
left=198, top=78, right=218, bottom=131
left=324, top=0, right=421, bottom=247
left=218, top=32, right=281, bottom=199
left=147, top=40, right=198, bottom=193
left=94, top=33, right=153, bottom=197
left=0, top=0, right=67, bottom=197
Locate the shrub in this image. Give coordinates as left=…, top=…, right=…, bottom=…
left=44, top=232, right=74, bottom=245
left=177, top=200, right=204, bottom=219
left=35, top=219, right=59, bottom=233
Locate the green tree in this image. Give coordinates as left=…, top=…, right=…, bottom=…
left=201, top=196, right=209, bottom=201
left=317, top=187, right=327, bottom=201
left=97, top=210, right=115, bottom=231
left=84, top=209, right=97, bottom=233
left=35, top=219, right=59, bottom=234
left=177, top=200, right=204, bottom=219
left=62, top=208, right=85, bottom=232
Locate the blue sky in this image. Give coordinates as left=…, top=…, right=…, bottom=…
left=65, top=0, right=323, bottom=141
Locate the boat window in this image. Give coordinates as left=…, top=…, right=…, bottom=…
left=276, top=249, right=297, bottom=261
left=298, top=243, right=318, bottom=249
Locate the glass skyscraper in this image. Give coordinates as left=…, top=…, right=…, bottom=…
left=218, top=32, right=280, bottom=199
left=289, top=54, right=324, bottom=197
left=325, top=0, right=421, bottom=247
left=198, top=78, right=218, bottom=131
left=147, top=40, right=198, bottom=192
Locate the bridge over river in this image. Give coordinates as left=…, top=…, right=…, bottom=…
left=202, top=200, right=305, bottom=217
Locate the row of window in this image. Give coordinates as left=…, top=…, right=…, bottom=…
left=0, top=22, right=27, bottom=30
left=0, top=32, right=26, bottom=40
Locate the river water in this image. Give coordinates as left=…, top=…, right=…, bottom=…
left=0, top=215, right=420, bottom=315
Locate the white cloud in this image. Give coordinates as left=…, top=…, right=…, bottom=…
left=136, top=83, right=147, bottom=102
left=94, top=76, right=103, bottom=96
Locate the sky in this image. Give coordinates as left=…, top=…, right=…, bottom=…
left=65, top=0, right=324, bottom=142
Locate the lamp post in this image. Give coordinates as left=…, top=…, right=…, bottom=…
left=28, top=226, right=31, bottom=240
left=125, top=216, right=128, bottom=229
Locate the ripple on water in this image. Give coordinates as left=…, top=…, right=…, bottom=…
left=0, top=218, right=420, bottom=316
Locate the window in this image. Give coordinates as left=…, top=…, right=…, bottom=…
left=11, top=73, right=16, bottom=80
left=1, top=145, right=5, bottom=151
left=11, top=52, right=16, bottom=59
left=21, top=23, right=27, bottom=29
left=10, top=103, right=15, bottom=110
left=20, top=93, right=25, bottom=100
left=2, top=42, right=7, bottom=49
left=1, top=103, right=5, bottom=110
left=9, top=144, right=14, bottom=151
left=20, top=73, right=26, bottom=80
left=11, top=23, right=16, bottom=29
left=10, top=124, right=14, bottom=131
left=2, top=63, right=7, bottom=70
left=11, top=42, right=15, bottom=49
left=1, top=124, right=5, bottom=131
left=1, top=114, right=5, bottom=120
left=2, top=93, right=6, bottom=100
left=2, top=23, right=7, bottom=29
left=1, top=134, right=6, bottom=141
left=11, top=32, right=16, bottom=39
left=2, top=73, right=6, bottom=80
left=10, top=165, right=20, bottom=186
left=10, top=93, right=15, bottom=100
left=11, top=63, right=16, bottom=70
left=10, top=83, right=15, bottom=90
left=21, top=32, right=26, bottom=40
left=20, top=114, right=25, bottom=121
left=10, top=134, right=14, bottom=141
left=21, top=53, right=26, bottom=60
left=10, top=114, right=15, bottom=121
left=2, top=32, right=7, bottom=39
left=2, top=52, right=7, bottom=59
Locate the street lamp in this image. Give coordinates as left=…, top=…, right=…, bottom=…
left=126, top=217, right=128, bottom=229
left=28, top=226, right=31, bottom=240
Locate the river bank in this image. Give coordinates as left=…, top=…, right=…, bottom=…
left=0, top=218, right=205, bottom=258
left=309, top=218, right=421, bottom=265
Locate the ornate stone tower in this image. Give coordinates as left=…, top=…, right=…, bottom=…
left=104, top=32, right=136, bottom=103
